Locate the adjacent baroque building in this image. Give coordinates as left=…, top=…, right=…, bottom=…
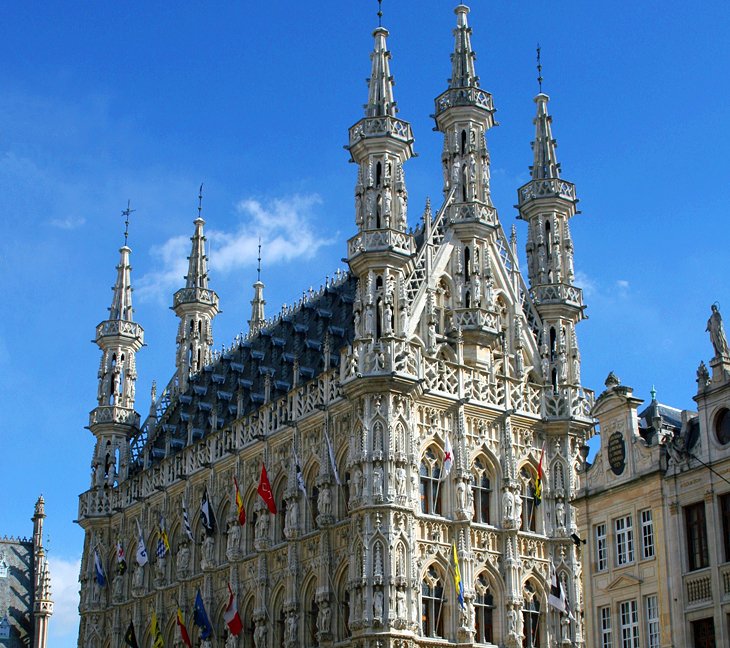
left=77, top=5, right=594, bottom=647
left=0, top=496, right=53, bottom=647
left=576, top=315, right=730, bottom=648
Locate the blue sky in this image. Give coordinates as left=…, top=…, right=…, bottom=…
left=1, top=1, right=728, bottom=644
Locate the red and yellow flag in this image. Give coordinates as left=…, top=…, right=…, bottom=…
left=535, top=445, right=545, bottom=506
left=233, top=476, right=245, bottom=525
left=176, top=608, right=192, bottom=648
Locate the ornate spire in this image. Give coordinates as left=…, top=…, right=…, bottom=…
left=173, top=190, right=220, bottom=386
left=108, top=245, right=134, bottom=321
left=449, top=5, right=478, bottom=89
left=249, top=240, right=265, bottom=334
left=531, top=93, right=561, bottom=180
left=366, top=27, right=396, bottom=118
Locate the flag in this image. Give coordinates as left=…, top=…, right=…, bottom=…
left=123, top=620, right=139, bottom=648
left=135, top=519, right=148, bottom=566
left=151, top=610, right=164, bottom=648
left=257, top=463, right=277, bottom=514
left=293, top=449, right=306, bottom=496
left=157, top=516, right=170, bottom=559
left=233, top=476, right=246, bottom=526
left=182, top=498, right=194, bottom=541
left=93, top=548, right=106, bottom=587
left=443, top=433, right=453, bottom=476
left=201, top=487, right=217, bottom=536
left=223, top=583, right=243, bottom=636
left=116, top=540, right=127, bottom=575
left=452, top=543, right=465, bottom=610
left=535, top=445, right=545, bottom=506
left=548, top=565, right=567, bottom=613
left=193, top=589, right=214, bottom=639
left=324, top=428, right=341, bottom=485
left=176, top=608, right=192, bottom=648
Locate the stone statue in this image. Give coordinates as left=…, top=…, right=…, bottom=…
left=254, top=623, right=266, bottom=648
left=502, top=489, right=514, bottom=523
left=317, top=599, right=331, bottom=635
left=507, top=606, right=518, bottom=638
left=707, top=304, right=729, bottom=357
left=351, top=466, right=362, bottom=500
left=176, top=543, right=190, bottom=580
left=396, top=588, right=406, bottom=620
left=225, top=632, right=238, bottom=648
left=373, top=589, right=384, bottom=621
left=285, top=499, right=298, bottom=537
left=255, top=511, right=269, bottom=541
left=372, top=466, right=383, bottom=500
left=155, top=554, right=166, bottom=583
left=456, top=480, right=467, bottom=510
left=201, top=534, right=215, bottom=570
left=227, top=519, right=241, bottom=558
left=395, top=466, right=406, bottom=497
left=555, top=499, right=566, bottom=534
left=285, top=613, right=297, bottom=644
left=200, top=639, right=213, bottom=648
left=697, top=360, right=710, bottom=389
left=318, top=485, right=332, bottom=516
left=112, top=574, right=124, bottom=602
left=513, top=488, right=522, bottom=523
left=132, top=564, right=144, bottom=594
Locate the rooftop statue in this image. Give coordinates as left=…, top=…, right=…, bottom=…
left=707, top=304, right=729, bottom=357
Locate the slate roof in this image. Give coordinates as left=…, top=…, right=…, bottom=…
left=138, top=274, right=357, bottom=467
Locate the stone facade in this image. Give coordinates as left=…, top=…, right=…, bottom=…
left=77, top=5, right=593, bottom=647
left=0, top=496, right=53, bottom=648
left=576, top=316, right=730, bottom=648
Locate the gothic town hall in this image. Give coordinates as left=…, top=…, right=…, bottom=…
left=77, top=5, right=592, bottom=647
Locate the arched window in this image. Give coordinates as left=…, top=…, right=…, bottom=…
left=376, top=161, right=382, bottom=188
left=242, top=597, right=255, bottom=648
left=474, top=573, right=495, bottom=644
left=336, top=572, right=351, bottom=640
left=520, top=466, right=538, bottom=532
left=304, top=580, right=318, bottom=647
left=464, top=246, right=471, bottom=280
left=549, top=327, right=556, bottom=360
left=421, top=565, right=444, bottom=638
left=461, top=130, right=467, bottom=155
left=522, top=581, right=541, bottom=647
left=472, top=457, right=492, bottom=525
left=420, top=447, right=442, bottom=515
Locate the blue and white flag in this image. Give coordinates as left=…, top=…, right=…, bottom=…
left=93, top=548, right=106, bottom=587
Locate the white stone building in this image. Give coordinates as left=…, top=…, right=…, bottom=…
left=77, top=5, right=592, bottom=647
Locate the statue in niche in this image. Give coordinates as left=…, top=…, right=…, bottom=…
left=285, top=613, right=297, bottom=644
left=317, top=600, right=331, bottom=635
left=373, top=346, right=385, bottom=371
left=318, top=485, right=332, bottom=516
left=707, top=304, right=729, bottom=357
left=502, top=489, right=514, bottom=524
left=465, top=483, right=474, bottom=519
left=132, top=564, right=145, bottom=595
left=507, top=606, right=518, bottom=639
left=697, top=361, right=710, bottom=389
left=383, top=301, right=393, bottom=335
left=351, top=466, right=362, bottom=500
left=395, top=466, right=406, bottom=497
left=513, top=488, right=522, bottom=523
left=253, top=623, right=266, bottom=648
left=373, top=589, right=384, bottom=622
left=285, top=499, right=298, bottom=537
left=255, top=511, right=268, bottom=541
left=201, top=534, right=215, bottom=570
left=382, top=187, right=392, bottom=227
left=112, top=574, right=124, bottom=602
left=155, top=553, right=166, bottom=583
left=355, top=191, right=363, bottom=227
left=397, top=192, right=407, bottom=228
left=396, top=588, right=406, bottom=620
left=200, top=639, right=212, bottom=648
left=225, top=632, right=238, bottom=648
left=456, top=480, right=467, bottom=510
left=227, top=516, right=241, bottom=558
left=176, top=543, right=190, bottom=580
left=555, top=499, right=566, bottom=535
left=372, top=466, right=383, bottom=500
left=365, top=189, right=376, bottom=227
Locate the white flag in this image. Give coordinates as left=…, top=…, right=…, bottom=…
left=293, top=449, right=307, bottom=496
left=135, top=519, right=148, bottom=566
left=182, top=498, right=194, bottom=541
left=443, top=433, right=453, bottom=477
left=548, top=565, right=567, bottom=613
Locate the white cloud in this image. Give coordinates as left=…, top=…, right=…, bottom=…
left=137, top=192, right=334, bottom=302
left=574, top=270, right=597, bottom=298
left=48, top=556, right=80, bottom=643
left=50, top=215, right=87, bottom=230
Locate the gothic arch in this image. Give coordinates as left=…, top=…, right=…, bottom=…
left=242, top=594, right=255, bottom=648
left=419, top=443, right=445, bottom=516
left=271, top=584, right=287, bottom=648
left=243, top=486, right=259, bottom=554
left=420, top=560, right=447, bottom=639
left=303, top=460, right=320, bottom=531
left=302, top=574, right=319, bottom=647
left=517, top=460, right=541, bottom=533
left=521, top=576, right=547, bottom=648
left=371, top=417, right=387, bottom=454
left=334, top=563, right=351, bottom=641
left=272, top=474, right=287, bottom=544
left=470, top=450, right=498, bottom=525
left=550, top=458, right=566, bottom=494
left=473, top=568, right=500, bottom=645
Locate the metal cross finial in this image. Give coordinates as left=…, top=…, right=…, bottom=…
left=377, top=0, right=383, bottom=27
left=198, top=183, right=204, bottom=219
left=536, top=44, right=543, bottom=93
left=257, top=237, right=262, bottom=282
left=121, top=200, right=135, bottom=246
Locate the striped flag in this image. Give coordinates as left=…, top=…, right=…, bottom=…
left=182, top=498, right=194, bottom=541
left=156, top=516, right=170, bottom=559
left=548, top=564, right=567, bottom=613
left=93, top=548, right=106, bottom=587
left=233, top=477, right=246, bottom=525
left=535, top=445, right=545, bottom=506
left=452, top=543, right=464, bottom=610
left=151, top=610, right=164, bottom=648
left=176, top=608, right=192, bottom=648
left=293, top=449, right=306, bottom=496
left=324, top=428, right=341, bottom=485
left=201, top=487, right=217, bottom=535
left=223, top=583, right=243, bottom=636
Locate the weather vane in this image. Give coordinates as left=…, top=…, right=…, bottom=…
left=257, top=237, right=262, bottom=282
left=536, top=44, right=543, bottom=93
left=121, top=200, right=135, bottom=246
left=198, top=183, right=204, bottom=219
left=377, top=0, right=383, bottom=27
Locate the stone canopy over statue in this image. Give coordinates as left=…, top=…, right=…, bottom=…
left=707, top=304, right=729, bottom=358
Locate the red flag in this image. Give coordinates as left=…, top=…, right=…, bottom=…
left=223, top=583, right=243, bottom=637
left=176, top=608, right=192, bottom=648
left=233, top=476, right=245, bottom=525
left=257, top=463, right=277, bottom=514
left=535, top=444, right=545, bottom=506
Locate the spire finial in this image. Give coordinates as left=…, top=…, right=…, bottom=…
left=257, top=237, right=262, bottom=282
left=377, top=0, right=383, bottom=27
left=197, top=183, right=204, bottom=220
left=536, top=44, right=543, bottom=93
left=121, top=200, right=135, bottom=246
left=650, top=385, right=657, bottom=401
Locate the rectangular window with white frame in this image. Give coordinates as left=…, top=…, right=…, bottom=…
left=640, top=509, right=655, bottom=559
left=595, top=523, right=608, bottom=571
left=644, top=595, right=659, bottom=648
left=615, top=515, right=634, bottom=566
left=619, top=599, right=639, bottom=648
left=599, top=605, right=612, bottom=648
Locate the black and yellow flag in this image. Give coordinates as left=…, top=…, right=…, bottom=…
left=123, top=621, right=139, bottom=648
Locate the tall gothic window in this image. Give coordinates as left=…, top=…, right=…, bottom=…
left=420, top=448, right=442, bottom=515
left=305, top=583, right=319, bottom=648
left=520, top=466, right=538, bottom=532
left=522, top=582, right=541, bottom=647
left=421, top=566, right=444, bottom=638
left=472, top=457, right=492, bottom=525
left=474, top=573, right=495, bottom=644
